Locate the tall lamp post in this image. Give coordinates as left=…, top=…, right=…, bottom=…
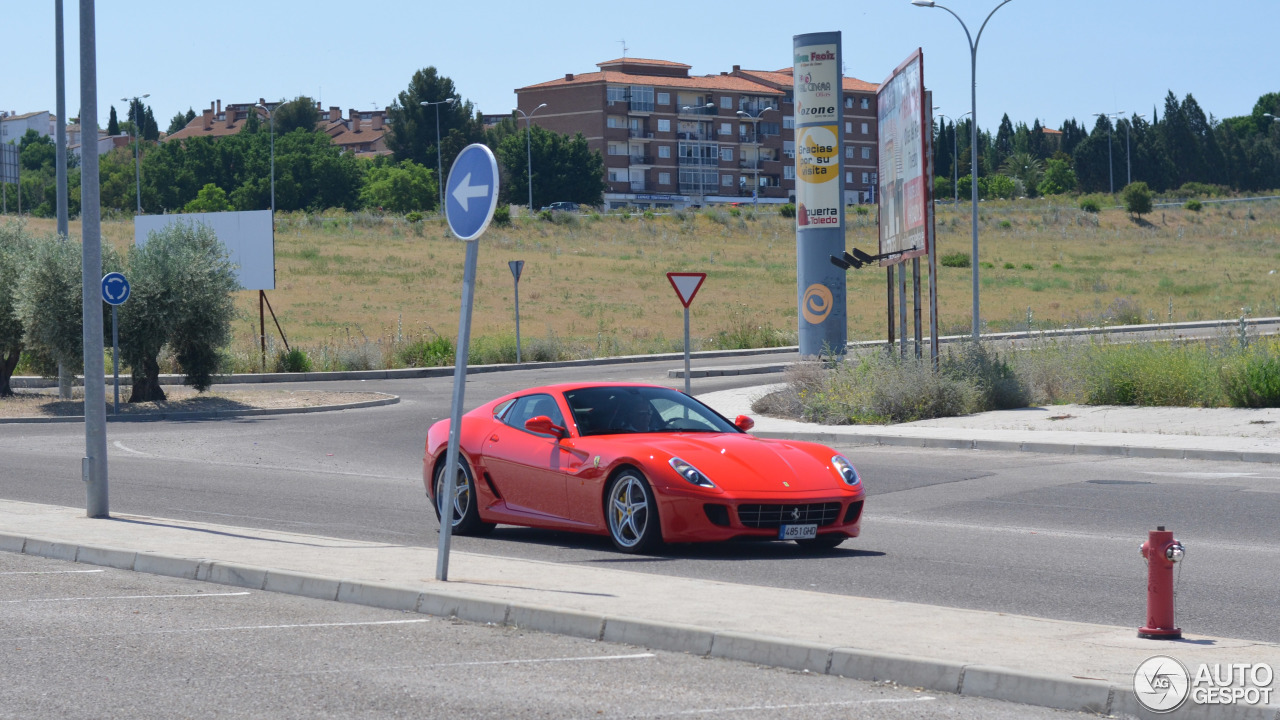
left=513, top=103, right=547, bottom=213
left=912, top=0, right=1014, bottom=342
left=121, top=93, right=149, bottom=214
left=254, top=103, right=277, bottom=214
left=1093, top=111, right=1124, bottom=194
left=421, top=98, right=457, bottom=212
left=736, top=105, right=774, bottom=206
left=682, top=103, right=715, bottom=202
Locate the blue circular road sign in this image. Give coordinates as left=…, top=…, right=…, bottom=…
left=101, top=272, right=130, bottom=306
left=444, top=143, right=500, bottom=241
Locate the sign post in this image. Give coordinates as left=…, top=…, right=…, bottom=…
left=667, top=272, right=706, bottom=395
left=437, top=144, right=499, bottom=582
left=509, top=260, right=525, bottom=364
left=100, top=272, right=130, bottom=414
left=792, top=32, right=847, bottom=357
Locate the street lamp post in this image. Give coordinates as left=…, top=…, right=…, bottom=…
left=421, top=98, right=458, bottom=212
left=1125, top=112, right=1143, bottom=187
left=1093, top=111, right=1124, bottom=194
left=254, top=103, right=276, bottom=214
left=736, top=106, right=774, bottom=206
left=513, top=103, right=548, bottom=213
left=682, top=103, right=716, bottom=202
left=912, top=0, right=1015, bottom=342
left=121, top=93, right=149, bottom=214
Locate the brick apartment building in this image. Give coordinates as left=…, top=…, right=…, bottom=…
left=515, top=57, right=879, bottom=210
left=165, top=99, right=391, bottom=157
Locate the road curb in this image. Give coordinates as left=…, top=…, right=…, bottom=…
left=0, top=393, right=400, bottom=424
left=752, top=431, right=1280, bottom=465
left=11, top=533, right=1272, bottom=718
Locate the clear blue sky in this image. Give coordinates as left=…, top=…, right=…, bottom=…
left=6, top=1, right=1278, bottom=135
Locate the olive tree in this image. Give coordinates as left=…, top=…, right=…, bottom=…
left=0, top=223, right=31, bottom=397
left=120, top=221, right=238, bottom=402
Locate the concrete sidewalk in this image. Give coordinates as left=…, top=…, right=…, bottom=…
left=2, top=497, right=1277, bottom=720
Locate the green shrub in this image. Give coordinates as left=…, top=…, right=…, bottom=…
left=273, top=348, right=313, bottom=373
left=1185, top=199, right=1203, bottom=212
left=1222, top=353, right=1280, bottom=408
left=940, top=252, right=970, bottom=268
left=550, top=210, right=579, bottom=226
left=1177, top=182, right=1223, bottom=198
left=779, top=203, right=796, bottom=218
left=643, top=210, right=656, bottom=220
left=1083, top=341, right=1222, bottom=406
left=492, top=205, right=511, bottom=226
left=854, top=205, right=870, bottom=215
left=1003, top=261, right=1015, bottom=269
left=405, top=212, right=423, bottom=223
left=999, top=220, right=1012, bottom=229
left=1079, top=197, right=1102, bottom=213
left=397, top=335, right=454, bottom=367
left=943, top=341, right=1028, bottom=410
left=728, top=207, right=741, bottom=217
left=1122, top=182, right=1153, bottom=217
left=785, top=353, right=980, bottom=425
left=539, top=210, right=553, bottom=221
left=979, top=261, right=995, bottom=269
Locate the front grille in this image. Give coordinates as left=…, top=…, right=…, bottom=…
left=736, top=502, right=841, bottom=529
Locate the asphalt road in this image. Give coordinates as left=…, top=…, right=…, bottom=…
left=3, top=356, right=1278, bottom=645
left=0, top=552, right=1093, bottom=720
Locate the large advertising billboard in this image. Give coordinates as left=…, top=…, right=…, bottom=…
left=134, top=210, right=275, bottom=290
left=792, top=31, right=846, bottom=356
left=877, top=48, right=929, bottom=262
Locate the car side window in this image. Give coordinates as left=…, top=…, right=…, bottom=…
left=504, top=394, right=565, bottom=434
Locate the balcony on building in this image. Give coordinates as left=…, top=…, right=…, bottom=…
left=629, top=154, right=654, bottom=166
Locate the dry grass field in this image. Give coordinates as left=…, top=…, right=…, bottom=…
left=14, top=196, right=1280, bottom=366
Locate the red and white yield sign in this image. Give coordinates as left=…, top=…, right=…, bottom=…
left=667, top=272, right=707, bottom=308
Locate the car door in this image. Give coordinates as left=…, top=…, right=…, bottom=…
left=481, top=393, right=571, bottom=520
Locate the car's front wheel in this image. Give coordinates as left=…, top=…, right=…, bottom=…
left=433, top=457, right=494, bottom=536
left=605, top=469, right=662, bottom=553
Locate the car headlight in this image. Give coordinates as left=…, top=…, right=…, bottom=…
left=831, top=455, right=860, bottom=486
left=669, top=457, right=715, bottom=488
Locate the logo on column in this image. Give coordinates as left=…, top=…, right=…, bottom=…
left=802, top=284, right=833, bottom=324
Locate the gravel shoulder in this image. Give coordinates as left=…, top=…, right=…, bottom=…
left=0, top=387, right=388, bottom=419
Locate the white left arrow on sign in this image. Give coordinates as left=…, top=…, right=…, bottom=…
left=451, top=172, right=489, bottom=212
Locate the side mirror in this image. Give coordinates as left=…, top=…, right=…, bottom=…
left=525, top=415, right=566, bottom=438
left=734, top=415, right=755, bottom=432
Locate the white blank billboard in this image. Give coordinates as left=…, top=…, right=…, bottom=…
left=134, top=210, right=274, bottom=290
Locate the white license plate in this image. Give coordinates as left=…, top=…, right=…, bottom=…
left=779, top=524, right=818, bottom=540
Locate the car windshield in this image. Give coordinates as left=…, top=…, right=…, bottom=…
left=564, top=386, right=739, bottom=436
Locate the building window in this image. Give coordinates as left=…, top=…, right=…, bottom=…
left=871, top=172, right=877, bottom=184
left=861, top=97, right=869, bottom=109
left=657, top=92, right=670, bottom=105
left=659, top=172, right=671, bottom=185
left=607, top=87, right=628, bottom=106
left=607, top=116, right=625, bottom=129
left=630, top=86, right=655, bottom=112
left=722, top=174, right=734, bottom=187
left=845, top=97, right=853, bottom=108
left=783, top=166, right=795, bottom=180
left=760, top=121, right=779, bottom=136
left=721, top=147, right=733, bottom=162
left=721, top=96, right=733, bottom=109
left=845, top=147, right=854, bottom=159
left=862, top=172, right=870, bottom=184
left=783, top=140, right=795, bottom=158
left=861, top=122, right=869, bottom=134
left=658, top=145, right=671, bottom=159
left=783, top=115, right=794, bottom=130
left=608, top=168, right=627, bottom=182
left=845, top=121, right=852, bottom=133
left=862, top=147, right=871, bottom=159
left=657, top=118, right=671, bottom=133
left=845, top=171, right=853, bottom=183
left=719, top=122, right=732, bottom=136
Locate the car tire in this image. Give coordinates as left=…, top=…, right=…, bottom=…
left=605, top=469, right=662, bottom=554
left=433, top=457, right=494, bottom=536
left=796, top=534, right=845, bottom=550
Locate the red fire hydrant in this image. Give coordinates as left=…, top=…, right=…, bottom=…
left=1139, top=526, right=1185, bottom=639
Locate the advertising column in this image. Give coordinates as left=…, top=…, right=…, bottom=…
left=793, top=32, right=846, bottom=356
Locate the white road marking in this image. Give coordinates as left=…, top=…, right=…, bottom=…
left=0, top=569, right=105, bottom=575
left=166, top=509, right=419, bottom=537
left=113, top=440, right=154, bottom=457
left=158, top=651, right=654, bottom=681
left=169, top=618, right=431, bottom=633
left=2, top=591, right=250, bottom=603
left=1138, top=471, right=1272, bottom=479
left=657, top=696, right=936, bottom=716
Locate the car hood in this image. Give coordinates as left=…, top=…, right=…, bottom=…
left=636, top=433, right=840, bottom=493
